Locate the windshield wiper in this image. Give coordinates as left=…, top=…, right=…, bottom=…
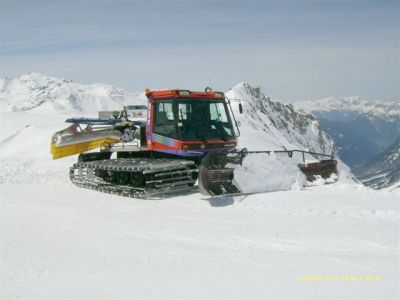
left=215, top=124, right=228, bottom=141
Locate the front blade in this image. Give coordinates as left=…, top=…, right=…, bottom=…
left=50, top=124, right=121, bottom=159
left=51, top=138, right=119, bottom=159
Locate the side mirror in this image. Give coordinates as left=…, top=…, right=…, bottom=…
left=236, top=121, right=241, bottom=127
left=238, top=103, right=243, bottom=114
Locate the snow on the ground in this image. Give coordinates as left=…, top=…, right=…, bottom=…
left=383, top=182, right=400, bottom=196
left=0, top=111, right=75, bottom=184
left=1, top=183, right=398, bottom=299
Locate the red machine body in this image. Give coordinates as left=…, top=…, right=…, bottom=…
left=144, top=89, right=238, bottom=158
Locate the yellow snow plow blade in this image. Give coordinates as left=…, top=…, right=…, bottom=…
left=51, top=138, right=118, bottom=159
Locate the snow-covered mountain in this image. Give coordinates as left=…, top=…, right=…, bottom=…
left=0, top=72, right=146, bottom=115
left=228, top=83, right=334, bottom=155
left=355, top=137, right=400, bottom=190
left=294, top=96, right=400, bottom=119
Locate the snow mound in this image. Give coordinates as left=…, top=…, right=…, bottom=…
left=233, top=152, right=307, bottom=193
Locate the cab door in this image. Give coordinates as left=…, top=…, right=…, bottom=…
left=150, top=100, right=180, bottom=154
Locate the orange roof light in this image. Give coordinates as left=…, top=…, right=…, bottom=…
left=147, top=89, right=225, bottom=100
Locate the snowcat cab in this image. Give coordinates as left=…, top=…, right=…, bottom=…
left=143, top=89, right=239, bottom=157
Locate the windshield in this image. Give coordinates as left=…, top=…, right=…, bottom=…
left=153, top=99, right=235, bottom=141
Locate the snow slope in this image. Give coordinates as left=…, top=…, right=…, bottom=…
left=1, top=184, right=398, bottom=299
left=0, top=112, right=76, bottom=184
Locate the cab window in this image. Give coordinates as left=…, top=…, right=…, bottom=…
left=154, top=101, right=177, bottom=138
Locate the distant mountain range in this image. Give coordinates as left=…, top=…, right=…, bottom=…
left=294, top=96, right=400, bottom=119
left=294, top=96, right=400, bottom=190
left=0, top=72, right=146, bottom=115
left=354, top=137, right=400, bottom=190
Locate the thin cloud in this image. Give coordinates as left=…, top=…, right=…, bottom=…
left=1, top=0, right=398, bottom=100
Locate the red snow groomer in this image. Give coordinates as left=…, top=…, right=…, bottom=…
left=51, top=88, right=338, bottom=198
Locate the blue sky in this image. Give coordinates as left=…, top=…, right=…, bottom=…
left=1, top=0, right=399, bottom=100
